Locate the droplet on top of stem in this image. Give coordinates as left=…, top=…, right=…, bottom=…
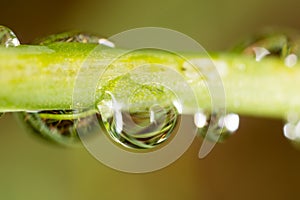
left=33, top=31, right=115, bottom=47
left=0, top=25, right=20, bottom=47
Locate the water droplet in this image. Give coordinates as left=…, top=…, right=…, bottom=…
left=195, top=111, right=240, bottom=142
left=34, top=31, right=115, bottom=47
left=283, top=113, right=300, bottom=148
left=0, top=25, right=20, bottom=47
left=253, top=47, right=270, bottom=61
left=284, top=53, right=298, bottom=67
left=220, top=113, right=240, bottom=132
left=194, top=111, right=207, bottom=128
left=97, top=85, right=179, bottom=150
left=19, top=110, right=98, bottom=146
left=98, top=38, right=115, bottom=48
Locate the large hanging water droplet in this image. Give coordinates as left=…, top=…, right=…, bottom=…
left=231, top=29, right=300, bottom=66
left=195, top=111, right=240, bottom=142
left=0, top=25, right=20, bottom=118
left=20, top=32, right=115, bottom=146
left=0, top=25, right=20, bottom=47
left=97, top=83, right=180, bottom=150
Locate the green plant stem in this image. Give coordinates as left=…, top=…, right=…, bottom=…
left=0, top=43, right=299, bottom=119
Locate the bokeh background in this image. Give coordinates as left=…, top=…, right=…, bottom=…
left=1, top=0, right=300, bottom=199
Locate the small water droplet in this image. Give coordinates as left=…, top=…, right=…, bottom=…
left=253, top=47, right=270, bottom=61
left=194, top=111, right=207, bottom=128
left=34, top=31, right=115, bottom=47
left=97, top=85, right=179, bottom=150
left=284, top=53, right=298, bottom=67
left=0, top=25, right=20, bottom=47
left=283, top=113, right=300, bottom=148
left=19, top=110, right=98, bottom=146
left=220, top=113, right=240, bottom=132
left=98, top=38, right=115, bottom=48
left=195, top=111, right=240, bottom=142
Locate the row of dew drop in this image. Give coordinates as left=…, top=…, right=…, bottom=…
left=1, top=25, right=299, bottom=151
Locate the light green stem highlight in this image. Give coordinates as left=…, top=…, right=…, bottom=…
left=0, top=43, right=299, bottom=119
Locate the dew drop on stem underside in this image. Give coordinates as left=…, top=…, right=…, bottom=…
left=19, top=110, right=97, bottom=146
left=97, top=84, right=180, bottom=150
left=194, top=111, right=240, bottom=143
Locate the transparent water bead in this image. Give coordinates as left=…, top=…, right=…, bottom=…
left=97, top=84, right=180, bottom=150
left=21, top=32, right=115, bottom=146
left=232, top=29, right=300, bottom=66
left=34, top=31, right=115, bottom=47
left=19, top=110, right=98, bottom=146
left=252, top=47, right=270, bottom=62
left=195, top=111, right=240, bottom=142
left=0, top=25, right=20, bottom=47
left=283, top=113, right=300, bottom=148
left=0, top=25, right=20, bottom=118
left=284, top=53, right=298, bottom=67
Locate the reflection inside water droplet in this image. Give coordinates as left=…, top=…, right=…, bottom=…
left=97, top=85, right=179, bottom=150
left=195, top=111, right=240, bottom=142
left=19, top=110, right=98, bottom=146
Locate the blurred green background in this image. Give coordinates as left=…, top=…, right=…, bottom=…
left=1, top=0, right=300, bottom=199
